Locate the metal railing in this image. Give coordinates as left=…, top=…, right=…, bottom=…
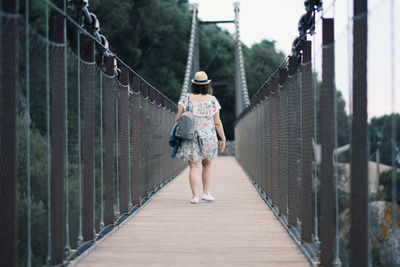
left=0, top=1, right=186, bottom=266
left=235, top=0, right=399, bottom=266
left=235, top=47, right=318, bottom=263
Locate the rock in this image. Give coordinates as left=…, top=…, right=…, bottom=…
left=338, top=201, right=400, bottom=266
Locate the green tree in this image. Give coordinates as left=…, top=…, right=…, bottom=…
left=90, top=0, right=191, bottom=102
left=370, top=114, right=400, bottom=166
left=244, top=40, right=285, bottom=97
left=86, top=1, right=286, bottom=139
left=199, top=25, right=236, bottom=139
left=315, top=80, right=350, bottom=149
left=335, top=90, right=349, bottom=147
left=378, top=169, right=400, bottom=204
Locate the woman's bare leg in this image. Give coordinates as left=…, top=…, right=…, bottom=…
left=201, top=159, right=213, bottom=194
left=189, top=161, right=202, bottom=198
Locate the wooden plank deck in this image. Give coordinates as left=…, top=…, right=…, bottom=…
left=72, top=157, right=311, bottom=267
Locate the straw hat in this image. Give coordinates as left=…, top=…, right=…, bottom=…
left=191, top=71, right=212, bottom=85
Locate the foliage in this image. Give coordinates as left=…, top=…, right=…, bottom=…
left=23, top=0, right=287, bottom=140
left=335, top=91, right=350, bottom=147
left=378, top=169, right=400, bottom=204
left=16, top=116, right=49, bottom=266
left=244, top=40, right=285, bottom=97
left=87, top=0, right=286, bottom=139
left=370, top=114, right=400, bottom=166
left=314, top=80, right=350, bottom=149
left=198, top=25, right=236, bottom=139
left=89, top=0, right=191, bottom=102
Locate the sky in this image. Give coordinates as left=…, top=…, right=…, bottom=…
left=188, top=0, right=400, bottom=119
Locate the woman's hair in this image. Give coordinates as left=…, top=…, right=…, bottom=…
left=191, top=83, right=213, bottom=95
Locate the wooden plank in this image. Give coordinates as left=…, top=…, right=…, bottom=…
left=72, top=157, right=310, bottom=267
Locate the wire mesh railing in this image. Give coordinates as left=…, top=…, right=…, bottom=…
left=235, top=0, right=399, bottom=266
left=0, top=0, right=186, bottom=266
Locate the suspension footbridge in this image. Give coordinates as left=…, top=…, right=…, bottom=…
left=0, top=0, right=399, bottom=266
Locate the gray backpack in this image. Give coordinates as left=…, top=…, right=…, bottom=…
left=175, top=111, right=196, bottom=140
left=175, top=96, right=203, bottom=151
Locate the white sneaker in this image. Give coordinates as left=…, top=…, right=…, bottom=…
left=202, top=193, right=215, bottom=202
left=190, top=197, right=199, bottom=204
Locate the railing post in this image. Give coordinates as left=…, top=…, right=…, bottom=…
left=350, top=0, right=368, bottom=265
left=279, top=67, right=289, bottom=217
left=49, top=15, right=66, bottom=265
left=265, top=84, right=272, bottom=200
left=119, top=67, right=129, bottom=214
left=287, top=56, right=299, bottom=227
left=140, top=82, right=150, bottom=196
left=300, top=40, right=313, bottom=243
left=104, top=56, right=116, bottom=225
left=154, top=91, right=162, bottom=187
left=0, top=1, right=18, bottom=266
left=258, top=93, right=262, bottom=187
left=130, top=76, right=141, bottom=205
left=82, top=38, right=95, bottom=242
left=147, top=86, right=155, bottom=191
left=160, top=95, right=166, bottom=185
left=320, top=18, right=335, bottom=266
left=270, top=77, right=279, bottom=208
left=261, top=85, right=267, bottom=193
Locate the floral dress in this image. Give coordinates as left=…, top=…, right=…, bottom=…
left=175, top=93, right=221, bottom=163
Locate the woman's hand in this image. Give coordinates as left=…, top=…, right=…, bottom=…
left=219, top=140, right=226, bottom=153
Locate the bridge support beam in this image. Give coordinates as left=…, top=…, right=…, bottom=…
left=320, top=18, right=335, bottom=267
left=0, top=1, right=18, bottom=266
left=350, top=0, right=369, bottom=266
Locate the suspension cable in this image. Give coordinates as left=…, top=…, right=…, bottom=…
left=234, top=2, right=250, bottom=107
left=181, top=4, right=198, bottom=99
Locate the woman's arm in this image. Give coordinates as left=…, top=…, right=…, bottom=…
left=213, top=111, right=226, bottom=152
left=174, top=105, right=184, bottom=123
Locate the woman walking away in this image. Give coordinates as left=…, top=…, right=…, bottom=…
left=174, top=71, right=226, bottom=204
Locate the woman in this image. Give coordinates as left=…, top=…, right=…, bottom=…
left=174, top=71, right=226, bottom=204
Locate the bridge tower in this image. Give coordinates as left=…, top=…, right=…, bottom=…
left=181, top=3, right=250, bottom=117
left=181, top=4, right=199, bottom=98
left=233, top=2, right=250, bottom=117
